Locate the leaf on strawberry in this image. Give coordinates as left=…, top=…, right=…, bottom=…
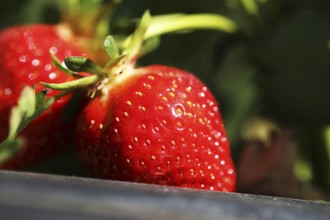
left=125, top=10, right=151, bottom=62
left=104, top=35, right=120, bottom=60
left=50, top=53, right=84, bottom=78
left=0, top=86, right=54, bottom=164
left=41, top=74, right=99, bottom=91
left=64, top=56, right=103, bottom=75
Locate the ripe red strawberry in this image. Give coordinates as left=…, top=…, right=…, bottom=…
left=75, top=65, right=236, bottom=191
left=0, top=24, right=91, bottom=169
left=39, top=11, right=237, bottom=191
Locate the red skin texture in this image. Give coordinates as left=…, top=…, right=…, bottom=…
left=0, top=24, right=91, bottom=169
left=76, top=65, right=236, bottom=192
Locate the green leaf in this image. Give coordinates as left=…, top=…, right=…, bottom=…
left=104, top=35, right=120, bottom=59
left=7, top=106, right=22, bottom=141
left=35, top=90, right=48, bottom=108
left=64, top=57, right=103, bottom=75
left=42, top=56, right=102, bottom=91
left=19, top=86, right=36, bottom=118
left=0, top=86, right=55, bottom=165
left=7, top=87, right=36, bottom=141
left=125, top=10, right=151, bottom=62
left=51, top=53, right=83, bottom=78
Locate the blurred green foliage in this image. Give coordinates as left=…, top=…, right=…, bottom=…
left=1, top=0, right=330, bottom=199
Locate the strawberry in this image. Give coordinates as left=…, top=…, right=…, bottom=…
left=37, top=11, right=237, bottom=191
left=0, top=24, right=91, bottom=169
left=75, top=64, right=236, bottom=191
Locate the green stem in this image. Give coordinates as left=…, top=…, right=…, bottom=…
left=148, top=13, right=238, bottom=36
left=125, top=11, right=151, bottom=63
left=41, top=75, right=99, bottom=90
left=122, top=13, right=238, bottom=48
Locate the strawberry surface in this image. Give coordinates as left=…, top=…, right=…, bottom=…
left=0, top=24, right=91, bottom=169
left=76, top=65, right=236, bottom=192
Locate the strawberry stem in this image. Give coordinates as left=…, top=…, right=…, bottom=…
left=149, top=13, right=238, bottom=34
left=124, top=10, right=151, bottom=64
left=121, top=13, right=238, bottom=48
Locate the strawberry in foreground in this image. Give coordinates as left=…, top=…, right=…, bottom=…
left=0, top=24, right=92, bottom=169
left=76, top=64, right=236, bottom=191
left=43, top=12, right=237, bottom=191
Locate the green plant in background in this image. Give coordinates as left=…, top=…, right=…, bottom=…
left=0, top=0, right=330, bottom=199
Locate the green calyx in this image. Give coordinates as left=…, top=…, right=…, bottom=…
left=43, top=10, right=238, bottom=93
left=42, top=11, right=152, bottom=92
left=41, top=74, right=99, bottom=90
left=104, top=35, right=120, bottom=59
left=124, top=10, right=151, bottom=63
left=64, top=57, right=103, bottom=75
left=43, top=9, right=240, bottom=99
